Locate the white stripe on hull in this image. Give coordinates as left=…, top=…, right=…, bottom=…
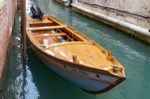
left=36, top=53, right=119, bottom=92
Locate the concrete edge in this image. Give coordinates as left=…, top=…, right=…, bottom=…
left=56, top=0, right=70, bottom=7
left=71, top=4, right=150, bottom=44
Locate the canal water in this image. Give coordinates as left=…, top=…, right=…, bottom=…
left=2, top=0, right=150, bottom=99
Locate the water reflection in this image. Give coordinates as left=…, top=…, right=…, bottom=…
left=3, top=7, right=40, bottom=99
left=24, top=65, right=40, bottom=99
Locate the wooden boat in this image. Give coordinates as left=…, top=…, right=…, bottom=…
left=26, top=16, right=126, bottom=94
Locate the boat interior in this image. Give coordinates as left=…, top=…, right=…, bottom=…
left=27, top=16, right=89, bottom=47
left=27, top=16, right=124, bottom=76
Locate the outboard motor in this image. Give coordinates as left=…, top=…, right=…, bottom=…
left=30, top=4, right=44, bottom=19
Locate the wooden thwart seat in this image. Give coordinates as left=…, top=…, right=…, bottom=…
left=35, top=33, right=67, bottom=37
left=28, top=16, right=54, bottom=25
left=30, top=25, right=67, bottom=31
left=29, top=22, right=53, bottom=25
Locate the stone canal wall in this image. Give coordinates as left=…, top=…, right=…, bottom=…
left=56, top=0, right=150, bottom=43
left=72, top=0, right=150, bottom=29
left=0, top=0, right=17, bottom=89
left=56, top=0, right=71, bottom=6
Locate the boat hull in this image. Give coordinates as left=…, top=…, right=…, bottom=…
left=26, top=16, right=125, bottom=94
left=31, top=45, right=125, bottom=94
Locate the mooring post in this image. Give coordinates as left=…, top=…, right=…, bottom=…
left=21, top=0, right=26, bottom=65
left=21, top=1, right=26, bottom=99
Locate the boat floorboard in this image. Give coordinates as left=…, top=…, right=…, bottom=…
left=45, top=43, right=114, bottom=69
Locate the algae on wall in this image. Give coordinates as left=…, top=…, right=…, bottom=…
left=0, top=0, right=17, bottom=81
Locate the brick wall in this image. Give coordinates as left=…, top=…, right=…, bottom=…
left=0, top=0, right=17, bottom=81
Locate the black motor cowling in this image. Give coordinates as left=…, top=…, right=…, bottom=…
left=30, top=4, right=44, bottom=19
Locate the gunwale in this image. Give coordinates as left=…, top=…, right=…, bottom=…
left=26, top=16, right=125, bottom=78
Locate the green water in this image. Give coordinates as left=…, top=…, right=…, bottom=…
left=2, top=0, right=150, bottom=99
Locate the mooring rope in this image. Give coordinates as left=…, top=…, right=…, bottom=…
left=21, top=44, right=34, bottom=50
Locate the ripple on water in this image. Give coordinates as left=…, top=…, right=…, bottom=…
left=3, top=0, right=150, bottom=99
